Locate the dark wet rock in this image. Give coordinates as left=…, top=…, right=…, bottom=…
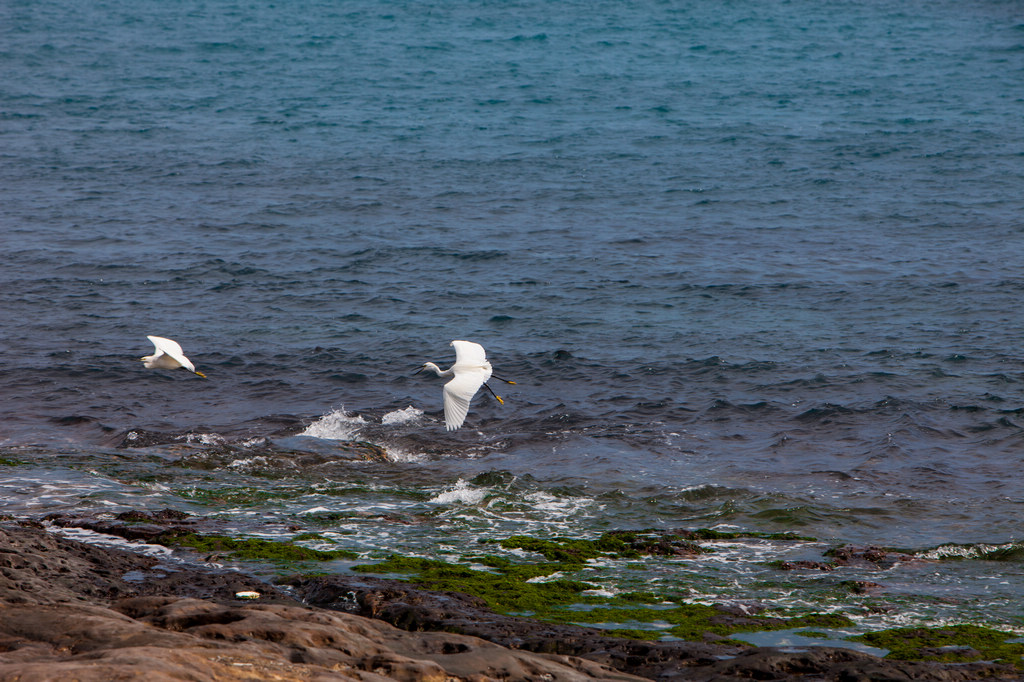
left=602, top=529, right=705, bottom=557
left=678, top=647, right=1003, bottom=682
left=825, top=544, right=922, bottom=569
left=840, top=579, right=885, bottom=594
left=116, top=508, right=192, bottom=523
left=775, top=559, right=835, bottom=571
left=45, top=509, right=204, bottom=544
left=112, top=427, right=186, bottom=448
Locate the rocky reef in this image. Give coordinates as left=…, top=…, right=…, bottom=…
left=0, top=514, right=1019, bottom=680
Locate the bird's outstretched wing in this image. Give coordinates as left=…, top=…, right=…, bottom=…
left=442, top=372, right=486, bottom=431
left=451, top=340, right=487, bottom=367
left=147, top=335, right=197, bottom=373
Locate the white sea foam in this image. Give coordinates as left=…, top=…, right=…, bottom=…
left=297, top=408, right=428, bottom=462
left=227, top=455, right=289, bottom=472
left=381, top=406, right=423, bottom=425
left=429, top=479, right=488, bottom=505
left=518, top=490, right=599, bottom=519
left=300, top=408, right=368, bottom=441
left=380, top=445, right=425, bottom=463
left=185, top=432, right=225, bottom=445
left=47, top=525, right=176, bottom=558
left=917, top=542, right=1022, bottom=561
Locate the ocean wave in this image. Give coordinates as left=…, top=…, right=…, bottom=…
left=918, top=542, right=1024, bottom=562
left=300, top=409, right=368, bottom=441
left=428, top=479, right=488, bottom=506
left=381, top=406, right=424, bottom=425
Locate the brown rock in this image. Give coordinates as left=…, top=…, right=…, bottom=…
left=0, top=519, right=1017, bottom=681
left=0, top=523, right=644, bottom=681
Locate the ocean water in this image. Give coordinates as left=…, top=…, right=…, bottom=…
left=2, top=0, right=1024, bottom=639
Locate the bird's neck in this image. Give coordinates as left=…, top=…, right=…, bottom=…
left=425, top=362, right=453, bottom=377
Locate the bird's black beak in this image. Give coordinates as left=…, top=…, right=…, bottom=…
left=412, top=366, right=425, bottom=375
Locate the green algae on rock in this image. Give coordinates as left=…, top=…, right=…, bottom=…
left=851, top=624, right=1024, bottom=668
left=350, top=550, right=854, bottom=643
left=493, top=530, right=722, bottom=564
left=542, top=601, right=853, bottom=642
left=346, top=529, right=839, bottom=632
left=351, top=554, right=595, bottom=613
left=158, top=532, right=357, bottom=563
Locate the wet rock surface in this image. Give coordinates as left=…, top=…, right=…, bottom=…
left=285, top=574, right=1020, bottom=681
left=0, top=522, right=641, bottom=681
left=0, top=517, right=1017, bottom=681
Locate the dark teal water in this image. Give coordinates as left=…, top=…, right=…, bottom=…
left=2, top=0, right=1024, bottom=639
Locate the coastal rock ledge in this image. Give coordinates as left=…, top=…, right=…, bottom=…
left=0, top=523, right=1015, bottom=682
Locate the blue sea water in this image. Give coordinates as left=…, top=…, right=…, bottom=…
left=2, top=0, right=1024, bottom=639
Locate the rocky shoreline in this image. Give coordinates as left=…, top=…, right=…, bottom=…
left=0, top=518, right=1019, bottom=681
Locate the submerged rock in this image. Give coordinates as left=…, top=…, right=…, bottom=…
left=824, top=544, right=922, bottom=569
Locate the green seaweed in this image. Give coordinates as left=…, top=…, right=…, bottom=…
left=157, top=532, right=357, bottom=562
left=178, top=486, right=294, bottom=506
left=679, top=528, right=816, bottom=542
left=352, top=554, right=594, bottom=612
left=352, top=551, right=852, bottom=642
left=542, top=602, right=853, bottom=641
left=492, top=529, right=815, bottom=567
left=347, top=529, right=864, bottom=644
left=494, top=530, right=708, bottom=564
left=604, top=628, right=668, bottom=641
left=617, top=591, right=661, bottom=603
left=851, top=625, right=1024, bottom=668
left=292, top=531, right=336, bottom=543
left=498, top=535, right=613, bottom=563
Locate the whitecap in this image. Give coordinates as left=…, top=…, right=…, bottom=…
left=917, top=542, right=1023, bottom=561
left=379, top=445, right=425, bottom=463
left=526, top=572, right=567, bottom=583
left=227, top=455, right=284, bottom=471
left=300, top=408, right=367, bottom=441
left=429, top=479, right=487, bottom=505
left=519, top=490, right=599, bottom=520
left=381, top=405, right=424, bottom=425
left=184, top=432, right=225, bottom=445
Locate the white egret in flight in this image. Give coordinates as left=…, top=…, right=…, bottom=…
left=414, top=340, right=514, bottom=431
left=141, top=335, right=207, bottom=378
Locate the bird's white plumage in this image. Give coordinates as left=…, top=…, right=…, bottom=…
left=450, top=339, right=488, bottom=368
left=142, top=335, right=205, bottom=377
left=419, top=340, right=495, bottom=431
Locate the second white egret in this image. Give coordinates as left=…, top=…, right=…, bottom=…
left=414, top=340, right=514, bottom=431
left=141, top=335, right=207, bottom=378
